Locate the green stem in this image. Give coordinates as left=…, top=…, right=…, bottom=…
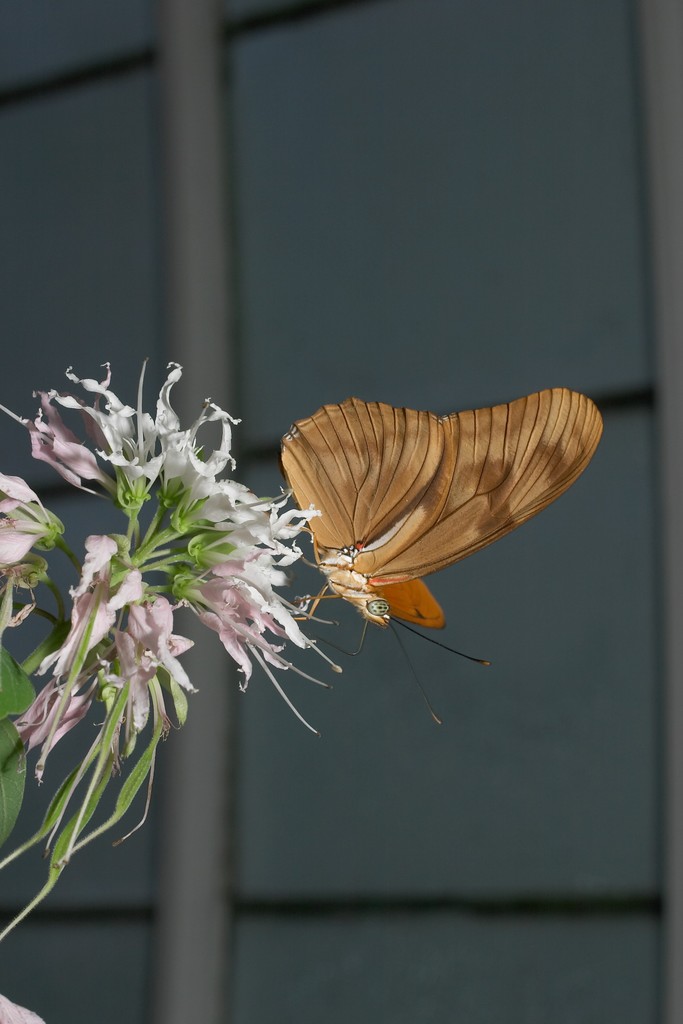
left=0, top=872, right=62, bottom=942
left=0, top=737, right=98, bottom=872
left=137, top=503, right=168, bottom=553
left=56, top=683, right=129, bottom=866
left=134, top=524, right=184, bottom=564
left=43, top=718, right=109, bottom=852
left=53, top=535, right=81, bottom=575
left=137, top=552, right=190, bottom=575
left=0, top=687, right=126, bottom=943
left=126, top=511, right=140, bottom=547
left=13, top=602, right=58, bottom=625
left=71, top=684, right=165, bottom=855
left=45, top=576, right=65, bottom=621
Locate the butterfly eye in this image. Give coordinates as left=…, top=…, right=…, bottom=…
left=367, top=598, right=390, bottom=617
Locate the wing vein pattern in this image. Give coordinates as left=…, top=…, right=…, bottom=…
left=280, top=389, right=603, bottom=584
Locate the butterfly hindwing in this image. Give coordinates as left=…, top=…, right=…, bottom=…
left=373, top=578, right=446, bottom=629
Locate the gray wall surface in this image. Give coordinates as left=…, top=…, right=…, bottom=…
left=0, top=1, right=661, bottom=1022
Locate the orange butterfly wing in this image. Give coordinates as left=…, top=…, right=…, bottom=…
left=357, top=388, right=603, bottom=581
left=281, top=398, right=442, bottom=556
left=373, top=578, right=446, bottom=629
left=281, top=389, right=602, bottom=585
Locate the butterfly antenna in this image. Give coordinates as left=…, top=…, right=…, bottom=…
left=389, top=622, right=443, bottom=725
left=394, top=619, right=491, bottom=666
left=311, top=618, right=369, bottom=657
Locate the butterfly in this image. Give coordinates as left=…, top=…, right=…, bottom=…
left=280, top=389, right=603, bottom=629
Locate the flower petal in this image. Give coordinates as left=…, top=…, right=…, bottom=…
left=0, top=994, right=46, bottom=1024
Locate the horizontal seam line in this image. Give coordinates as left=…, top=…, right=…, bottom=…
left=0, top=904, right=153, bottom=923
left=234, top=894, right=662, bottom=918
left=0, top=48, right=155, bottom=109
left=226, top=0, right=386, bottom=37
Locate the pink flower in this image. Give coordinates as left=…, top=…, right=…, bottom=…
left=0, top=529, right=38, bottom=565
left=0, top=473, right=40, bottom=508
left=0, top=994, right=46, bottom=1024
left=0, top=472, right=62, bottom=565
left=184, top=555, right=307, bottom=682
left=197, top=579, right=284, bottom=682
left=38, top=536, right=142, bottom=677
left=112, top=598, right=194, bottom=731
left=25, top=391, right=114, bottom=493
left=192, top=566, right=331, bottom=733
left=19, top=536, right=143, bottom=776
left=126, top=599, right=194, bottom=689
left=16, top=676, right=96, bottom=755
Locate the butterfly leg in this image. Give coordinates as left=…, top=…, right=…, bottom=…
left=293, top=583, right=338, bottom=621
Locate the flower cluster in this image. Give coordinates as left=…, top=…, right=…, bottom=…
left=0, top=363, right=330, bottom=939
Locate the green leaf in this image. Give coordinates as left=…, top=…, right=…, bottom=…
left=0, top=718, right=26, bottom=847
left=72, top=710, right=165, bottom=855
left=0, top=647, right=35, bottom=719
left=159, top=670, right=188, bottom=726
left=0, top=756, right=97, bottom=875
left=169, top=676, right=188, bottom=726
left=40, top=765, right=86, bottom=835
left=0, top=763, right=106, bottom=942
left=50, top=759, right=114, bottom=869
left=49, top=684, right=130, bottom=868
left=0, top=687, right=130, bottom=941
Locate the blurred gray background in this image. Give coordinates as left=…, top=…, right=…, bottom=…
left=0, top=0, right=673, bottom=1021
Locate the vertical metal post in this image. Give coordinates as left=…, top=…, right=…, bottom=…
left=638, top=2, right=683, bottom=1021
left=154, top=1, right=234, bottom=1021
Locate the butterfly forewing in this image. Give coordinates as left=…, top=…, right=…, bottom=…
left=281, top=399, right=445, bottom=553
